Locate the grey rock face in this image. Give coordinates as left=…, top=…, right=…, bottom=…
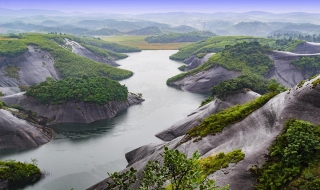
left=185, top=53, right=214, bottom=71
left=1, top=93, right=144, bottom=124
left=0, top=109, right=52, bottom=149
left=0, top=46, right=60, bottom=87
left=170, top=66, right=241, bottom=93
left=266, top=51, right=320, bottom=87
left=65, top=39, right=120, bottom=67
left=88, top=76, right=320, bottom=190
left=156, top=91, right=261, bottom=141
left=293, top=42, right=320, bottom=54
left=0, top=87, right=20, bottom=96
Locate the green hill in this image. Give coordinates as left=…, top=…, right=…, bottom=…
left=145, top=31, right=216, bottom=43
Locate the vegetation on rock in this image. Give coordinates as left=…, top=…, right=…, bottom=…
left=253, top=119, right=320, bottom=190
left=0, top=40, right=28, bottom=57
left=107, top=147, right=230, bottom=190
left=291, top=56, right=320, bottom=77
left=4, top=65, right=20, bottom=79
left=26, top=76, right=128, bottom=105
left=198, top=149, right=245, bottom=176
left=167, top=41, right=274, bottom=84
left=183, top=92, right=278, bottom=142
left=0, top=159, right=41, bottom=188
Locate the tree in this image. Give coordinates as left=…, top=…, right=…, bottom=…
left=107, top=147, right=229, bottom=190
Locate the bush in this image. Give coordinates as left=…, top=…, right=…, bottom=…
left=26, top=76, right=128, bottom=105
left=0, top=160, right=41, bottom=187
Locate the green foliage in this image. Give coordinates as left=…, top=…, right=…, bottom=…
left=210, top=75, right=284, bottom=100
left=167, top=41, right=274, bottom=84
left=145, top=31, right=215, bottom=43
left=196, top=53, right=207, bottom=58
left=21, top=34, right=133, bottom=80
left=254, top=119, right=320, bottom=190
left=291, top=56, right=320, bottom=77
left=184, top=92, right=277, bottom=142
left=4, top=65, right=20, bottom=79
left=0, top=40, right=28, bottom=57
left=26, top=77, right=128, bottom=105
left=198, top=149, right=245, bottom=176
left=0, top=160, right=41, bottom=187
left=169, top=36, right=303, bottom=61
left=0, top=91, right=4, bottom=97
left=199, top=97, right=214, bottom=107
left=80, top=43, right=128, bottom=60
left=0, top=101, right=5, bottom=109
left=9, top=104, right=26, bottom=111
left=107, top=147, right=230, bottom=190
left=178, top=65, right=186, bottom=71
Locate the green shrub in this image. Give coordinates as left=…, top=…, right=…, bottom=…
left=26, top=76, right=128, bottom=105
left=0, top=91, right=4, bottom=97
left=183, top=92, right=277, bottom=142
left=291, top=56, right=320, bottom=77
left=0, top=160, right=41, bottom=187
left=198, top=149, right=245, bottom=176
left=178, top=65, right=186, bottom=71
left=254, top=119, right=320, bottom=190
left=4, top=65, right=20, bottom=79
left=0, top=40, right=28, bottom=57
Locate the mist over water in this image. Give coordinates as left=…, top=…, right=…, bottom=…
left=0, top=50, right=206, bottom=190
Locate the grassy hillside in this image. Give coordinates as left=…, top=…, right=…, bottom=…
left=169, top=36, right=304, bottom=61
left=0, top=33, right=135, bottom=80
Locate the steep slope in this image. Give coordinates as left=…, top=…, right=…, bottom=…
left=0, top=109, right=53, bottom=149
left=0, top=93, right=144, bottom=124
left=64, top=39, right=120, bottom=67
left=88, top=76, right=320, bottom=190
left=182, top=53, right=214, bottom=71
left=156, top=91, right=260, bottom=141
left=0, top=46, right=60, bottom=87
left=266, top=50, right=320, bottom=87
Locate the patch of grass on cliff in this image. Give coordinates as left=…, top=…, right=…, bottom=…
left=0, top=101, right=5, bottom=109
left=0, top=91, right=4, bottom=97
left=0, top=40, right=28, bottom=57
left=4, top=65, right=20, bottom=79
left=26, top=76, right=128, bottom=105
left=183, top=92, right=277, bottom=143
left=167, top=41, right=274, bottom=84
left=0, top=160, right=41, bottom=188
left=80, top=43, right=128, bottom=60
left=21, top=34, right=133, bottom=80
left=198, top=149, right=245, bottom=176
left=253, top=119, right=320, bottom=190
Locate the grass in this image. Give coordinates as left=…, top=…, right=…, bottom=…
left=182, top=92, right=277, bottom=142
left=101, top=35, right=192, bottom=50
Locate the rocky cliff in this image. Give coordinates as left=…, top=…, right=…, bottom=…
left=182, top=53, right=214, bottom=71
left=1, top=93, right=144, bottom=124
left=64, top=39, right=120, bottom=67
left=88, top=76, right=320, bottom=190
left=169, top=42, right=320, bottom=93
left=0, top=46, right=60, bottom=87
left=0, top=109, right=53, bottom=149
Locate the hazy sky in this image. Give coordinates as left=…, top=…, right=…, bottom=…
left=0, top=0, right=319, bottom=14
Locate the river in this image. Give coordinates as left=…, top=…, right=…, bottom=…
left=0, top=50, right=206, bottom=190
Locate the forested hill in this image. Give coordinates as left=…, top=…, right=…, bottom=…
left=145, top=31, right=216, bottom=43
left=0, top=33, right=140, bottom=80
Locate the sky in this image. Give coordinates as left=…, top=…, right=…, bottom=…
left=0, top=0, right=320, bottom=14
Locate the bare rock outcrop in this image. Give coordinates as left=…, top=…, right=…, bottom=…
left=155, top=91, right=260, bottom=141
left=0, top=46, right=60, bottom=87
left=1, top=93, right=144, bottom=124
left=0, top=109, right=53, bottom=149
left=182, top=53, right=214, bottom=71
left=170, top=66, right=241, bottom=93
left=88, top=76, right=320, bottom=190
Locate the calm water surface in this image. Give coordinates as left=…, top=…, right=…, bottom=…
left=0, top=50, right=206, bottom=190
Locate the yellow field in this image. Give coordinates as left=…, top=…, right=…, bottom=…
left=100, top=35, right=192, bottom=50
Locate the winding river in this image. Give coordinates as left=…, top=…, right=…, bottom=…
left=0, top=50, right=206, bottom=190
